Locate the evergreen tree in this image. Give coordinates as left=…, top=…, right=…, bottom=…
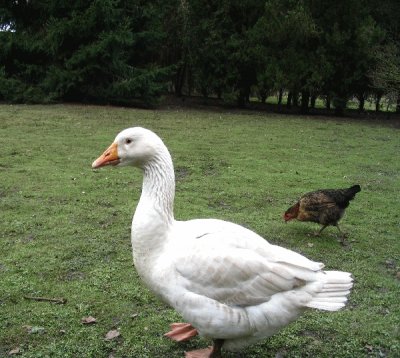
left=311, top=0, right=384, bottom=115
left=0, top=0, right=170, bottom=105
left=0, top=0, right=398, bottom=113
left=252, top=0, right=323, bottom=113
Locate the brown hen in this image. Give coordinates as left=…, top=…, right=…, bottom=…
left=284, top=185, right=361, bottom=244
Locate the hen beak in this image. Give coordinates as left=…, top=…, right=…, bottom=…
left=92, top=142, right=120, bottom=169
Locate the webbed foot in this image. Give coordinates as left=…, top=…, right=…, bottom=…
left=185, top=339, right=223, bottom=358
left=164, top=322, right=198, bottom=342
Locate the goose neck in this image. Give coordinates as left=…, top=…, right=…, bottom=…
left=141, top=153, right=175, bottom=224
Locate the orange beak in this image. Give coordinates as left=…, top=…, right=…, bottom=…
left=92, top=142, right=120, bottom=169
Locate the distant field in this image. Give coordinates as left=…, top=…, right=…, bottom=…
left=0, top=104, right=399, bottom=357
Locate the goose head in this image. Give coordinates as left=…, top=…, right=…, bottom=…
left=92, top=127, right=164, bottom=169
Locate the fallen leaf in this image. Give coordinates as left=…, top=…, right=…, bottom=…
left=24, top=235, right=35, bottom=242
left=105, top=329, right=120, bottom=340
left=307, top=242, right=314, bottom=248
left=23, top=325, right=45, bottom=334
left=378, top=349, right=387, bottom=357
left=275, top=351, right=287, bottom=358
left=130, top=313, right=139, bottom=319
left=8, top=347, right=20, bottom=355
left=29, top=326, right=45, bottom=334
left=22, top=325, right=32, bottom=332
left=385, top=259, right=395, bottom=269
left=365, top=344, right=373, bottom=352
left=23, top=296, right=67, bottom=304
left=82, top=316, right=97, bottom=325
left=22, top=324, right=45, bottom=334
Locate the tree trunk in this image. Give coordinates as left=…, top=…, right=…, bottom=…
left=301, top=90, right=310, bottom=114
left=375, top=93, right=382, bottom=112
left=334, top=106, right=344, bottom=116
left=237, top=89, right=247, bottom=108
left=397, top=94, right=400, bottom=113
left=187, top=67, right=193, bottom=97
left=287, top=92, right=293, bottom=108
left=237, top=95, right=244, bottom=107
left=326, top=96, right=331, bottom=110
left=358, top=95, right=365, bottom=112
left=278, top=89, right=283, bottom=106
left=310, top=95, right=316, bottom=109
left=292, top=92, right=299, bottom=107
left=333, top=97, right=346, bottom=116
left=175, top=64, right=186, bottom=97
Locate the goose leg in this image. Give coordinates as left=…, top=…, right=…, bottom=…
left=185, top=339, right=224, bottom=358
left=164, top=322, right=198, bottom=342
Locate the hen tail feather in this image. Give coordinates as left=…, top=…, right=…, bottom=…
left=346, top=184, right=361, bottom=199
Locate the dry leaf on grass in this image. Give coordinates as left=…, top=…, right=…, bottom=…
left=8, top=347, right=20, bottom=355
left=81, top=316, right=97, bottom=325
left=365, top=344, right=374, bottom=352
left=105, top=329, right=120, bottom=340
left=23, top=325, right=45, bottom=334
left=22, top=325, right=32, bottom=332
left=23, top=296, right=67, bottom=304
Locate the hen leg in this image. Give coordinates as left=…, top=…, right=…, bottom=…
left=185, top=339, right=224, bottom=358
left=335, top=224, right=348, bottom=246
left=314, top=224, right=328, bottom=237
left=164, top=323, right=198, bottom=342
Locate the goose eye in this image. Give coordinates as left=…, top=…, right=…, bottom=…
left=125, top=138, right=132, bottom=144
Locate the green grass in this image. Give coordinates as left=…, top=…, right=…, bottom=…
left=0, top=104, right=399, bottom=357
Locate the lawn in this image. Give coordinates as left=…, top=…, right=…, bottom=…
left=0, top=104, right=399, bottom=357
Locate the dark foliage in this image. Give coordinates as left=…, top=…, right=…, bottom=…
left=0, top=0, right=171, bottom=105
left=0, top=0, right=399, bottom=112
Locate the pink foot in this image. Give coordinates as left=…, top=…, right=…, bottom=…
left=185, top=339, right=223, bottom=358
left=185, top=347, right=214, bottom=358
left=164, top=322, right=198, bottom=342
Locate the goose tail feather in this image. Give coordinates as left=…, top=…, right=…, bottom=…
left=306, top=271, right=353, bottom=311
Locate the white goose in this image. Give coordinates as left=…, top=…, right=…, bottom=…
left=92, top=127, right=353, bottom=358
